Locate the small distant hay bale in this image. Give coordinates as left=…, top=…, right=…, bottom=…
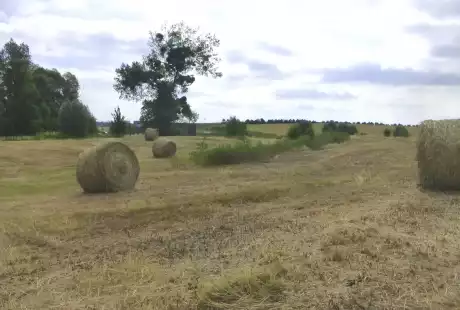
left=76, top=141, right=140, bottom=193
left=144, top=128, right=159, bottom=141
left=152, top=137, right=177, bottom=158
left=417, top=119, right=460, bottom=190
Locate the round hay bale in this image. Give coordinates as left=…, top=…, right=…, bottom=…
left=152, top=138, right=177, bottom=158
left=76, top=141, right=140, bottom=193
left=144, top=128, right=159, bottom=141
left=417, top=119, right=460, bottom=190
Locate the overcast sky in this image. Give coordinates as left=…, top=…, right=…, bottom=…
left=1, top=0, right=460, bottom=124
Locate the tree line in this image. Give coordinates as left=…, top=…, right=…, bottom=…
left=0, top=22, right=221, bottom=138
left=229, top=119, right=417, bottom=127
left=0, top=22, right=416, bottom=139
left=0, top=39, right=96, bottom=137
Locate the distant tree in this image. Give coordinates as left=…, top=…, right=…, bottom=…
left=109, top=106, right=127, bottom=137
left=113, top=22, right=222, bottom=135
left=58, top=99, right=95, bottom=138
left=225, top=116, right=247, bottom=137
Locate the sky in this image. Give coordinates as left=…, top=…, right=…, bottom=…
left=1, top=0, right=460, bottom=124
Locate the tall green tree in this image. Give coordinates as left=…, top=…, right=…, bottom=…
left=0, top=39, right=41, bottom=136
left=109, top=106, right=127, bottom=137
left=113, top=22, right=222, bottom=135
left=32, top=67, right=67, bottom=131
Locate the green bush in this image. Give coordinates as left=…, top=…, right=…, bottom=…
left=287, top=121, right=315, bottom=140
left=57, top=99, right=96, bottom=138
left=393, top=125, right=409, bottom=137
left=383, top=128, right=391, bottom=137
left=190, top=130, right=351, bottom=167
left=225, top=116, right=248, bottom=137
left=190, top=138, right=295, bottom=166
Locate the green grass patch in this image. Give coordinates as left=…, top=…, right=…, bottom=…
left=0, top=167, right=76, bottom=199
left=190, top=131, right=350, bottom=167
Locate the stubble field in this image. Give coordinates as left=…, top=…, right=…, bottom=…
left=1, top=124, right=460, bottom=309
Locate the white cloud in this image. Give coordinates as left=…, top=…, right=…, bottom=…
left=1, top=0, right=459, bottom=124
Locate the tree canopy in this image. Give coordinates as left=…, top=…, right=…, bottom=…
left=113, top=22, right=222, bottom=135
left=0, top=38, right=87, bottom=137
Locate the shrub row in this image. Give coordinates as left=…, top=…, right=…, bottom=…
left=190, top=131, right=350, bottom=166
left=189, top=138, right=294, bottom=166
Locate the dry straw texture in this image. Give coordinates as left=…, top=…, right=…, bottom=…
left=76, top=141, right=140, bottom=193
left=152, top=137, right=177, bottom=158
left=417, top=119, right=460, bottom=190
left=144, top=128, right=159, bottom=141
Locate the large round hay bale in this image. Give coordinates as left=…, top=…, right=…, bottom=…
left=152, top=138, right=177, bottom=158
left=144, top=128, right=159, bottom=141
left=417, top=119, right=460, bottom=190
left=76, top=141, right=140, bottom=193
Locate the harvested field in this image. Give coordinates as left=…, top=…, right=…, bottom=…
left=1, top=128, right=459, bottom=309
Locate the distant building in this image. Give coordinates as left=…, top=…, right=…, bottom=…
left=173, top=123, right=197, bottom=136
left=130, top=121, right=196, bottom=136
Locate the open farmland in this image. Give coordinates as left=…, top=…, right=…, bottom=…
left=1, top=124, right=460, bottom=309
left=201, top=123, right=420, bottom=137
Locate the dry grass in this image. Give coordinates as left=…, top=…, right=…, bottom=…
left=417, top=119, right=460, bottom=190
left=1, top=126, right=459, bottom=310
